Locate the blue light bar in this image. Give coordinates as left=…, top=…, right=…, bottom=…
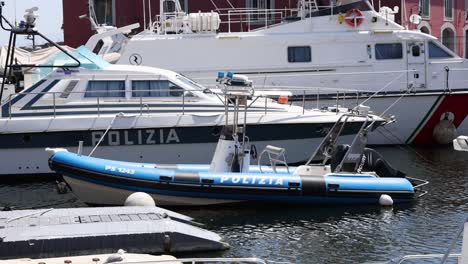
left=217, top=71, right=224, bottom=79
left=226, top=71, right=234, bottom=79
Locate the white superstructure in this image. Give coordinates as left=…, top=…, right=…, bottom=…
left=87, top=0, right=468, bottom=145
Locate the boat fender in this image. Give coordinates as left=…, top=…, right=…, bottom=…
left=433, top=112, right=457, bottom=145
left=105, top=249, right=126, bottom=263
left=45, top=147, right=68, bottom=156
left=163, top=234, right=172, bottom=253
left=56, top=180, right=68, bottom=194
left=124, top=192, right=156, bottom=207
left=379, top=194, right=393, bottom=206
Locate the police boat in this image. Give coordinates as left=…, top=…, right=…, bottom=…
left=47, top=78, right=428, bottom=206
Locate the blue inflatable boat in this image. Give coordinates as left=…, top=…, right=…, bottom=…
left=47, top=91, right=428, bottom=206
left=48, top=148, right=426, bottom=206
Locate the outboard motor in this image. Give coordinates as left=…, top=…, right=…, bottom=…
left=331, top=144, right=405, bottom=178
left=361, top=148, right=406, bottom=178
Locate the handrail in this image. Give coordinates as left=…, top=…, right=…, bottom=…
left=3, top=88, right=281, bottom=118
left=406, top=176, right=429, bottom=198
left=150, top=0, right=340, bottom=34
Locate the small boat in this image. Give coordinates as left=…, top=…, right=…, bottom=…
left=1, top=251, right=266, bottom=264
left=453, top=136, right=468, bottom=152
left=393, top=218, right=467, bottom=264
left=48, top=88, right=428, bottom=206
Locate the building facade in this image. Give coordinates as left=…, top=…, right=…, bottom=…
left=378, top=0, right=467, bottom=58
left=62, top=0, right=298, bottom=48
left=63, top=0, right=468, bottom=58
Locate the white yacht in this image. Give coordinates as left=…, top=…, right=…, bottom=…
left=0, top=47, right=379, bottom=178
left=87, top=0, right=468, bottom=145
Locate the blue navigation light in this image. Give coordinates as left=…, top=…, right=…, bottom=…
left=227, top=71, right=234, bottom=79
left=218, top=72, right=224, bottom=79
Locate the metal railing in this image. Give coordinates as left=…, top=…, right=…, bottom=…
left=3, top=67, right=447, bottom=120
left=2, top=82, right=414, bottom=120
left=4, top=88, right=292, bottom=119
left=149, top=0, right=341, bottom=34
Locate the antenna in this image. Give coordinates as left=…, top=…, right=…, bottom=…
left=148, top=0, right=152, bottom=30
left=143, top=0, right=146, bottom=31
left=0, top=4, right=81, bottom=102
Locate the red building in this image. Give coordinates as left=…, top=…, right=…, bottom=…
left=63, top=0, right=468, bottom=58
left=377, top=0, right=467, bottom=58
left=62, top=0, right=298, bottom=48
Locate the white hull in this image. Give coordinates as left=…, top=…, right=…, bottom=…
left=301, top=92, right=468, bottom=145
left=1, top=137, right=353, bottom=176
left=64, top=176, right=241, bottom=206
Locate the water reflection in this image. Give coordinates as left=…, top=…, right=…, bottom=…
left=0, top=146, right=466, bottom=264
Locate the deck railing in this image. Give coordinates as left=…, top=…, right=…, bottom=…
left=149, top=0, right=341, bottom=34
left=3, top=85, right=386, bottom=119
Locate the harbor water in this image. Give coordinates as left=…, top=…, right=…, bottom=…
left=0, top=146, right=466, bottom=263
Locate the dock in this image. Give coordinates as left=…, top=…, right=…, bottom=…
left=0, top=206, right=229, bottom=259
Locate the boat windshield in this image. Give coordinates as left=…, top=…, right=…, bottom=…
left=176, top=74, right=207, bottom=91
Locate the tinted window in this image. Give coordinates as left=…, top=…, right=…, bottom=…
left=412, top=45, right=421, bottom=57
left=375, top=43, right=403, bottom=60
left=288, top=46, right=311, bottom=63
left=429, top=41, right=453, bottom=59
left=85, top=80, right=125, bottom=97
left=132, top=80, right=184, bottom=97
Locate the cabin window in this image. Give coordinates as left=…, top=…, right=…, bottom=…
left=429, top=41, right=454, bottom=59
left=375, top=43, right=403, bottom=60
left=288, top=46, right=311, bottom=63
left=85, top=80, right=125, bottom=97
left=92, top=40, right=104, bottom=55
left=60, top=80, right=79, bottom=98
left=132, top=80, right=184, bottom=97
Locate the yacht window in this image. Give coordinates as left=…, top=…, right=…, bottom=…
left=429, top=41, right=454, bottom=59
left=375, top=43, right=403, bottom=60
left=60, top=80, right=79, bottom=98
left=132, top=80, right=184, bottom=97
left=92, top=40, right=104, bottom=55
left=288, top=46, right=311, bottom=63
left=85, top=80, right=125, bottom=97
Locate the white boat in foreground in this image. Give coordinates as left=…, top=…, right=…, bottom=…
left=0, top=46, right=382, bottom=178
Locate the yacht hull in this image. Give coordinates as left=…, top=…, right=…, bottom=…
left=298, top=91, right=468, bottom=145
left=0, top=134, right=356, bottom=177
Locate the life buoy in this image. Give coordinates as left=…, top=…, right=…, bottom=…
left=345, top=9, right=364, bottom=27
